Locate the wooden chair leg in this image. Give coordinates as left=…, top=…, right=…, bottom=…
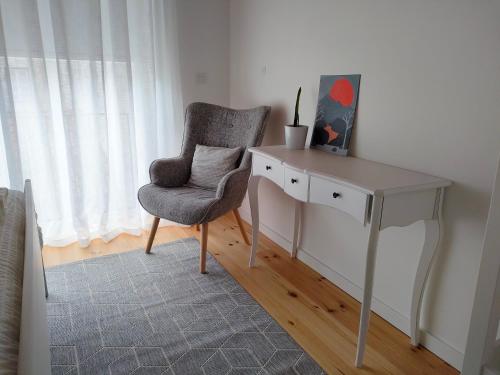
left=200, top=222, right=208, bottom=274
left=145, top=217, right=160, bottom=254
left=195, top=224, right=200, bottom=231
left=233, top=208, right=250, bottom=245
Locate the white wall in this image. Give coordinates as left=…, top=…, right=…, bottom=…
left=230, top=0, right=500, bottom=369
left=177, top=0, right=230, bottom=108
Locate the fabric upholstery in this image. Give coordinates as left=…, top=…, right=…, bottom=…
left=139, top=103, right=270, bottom=224
left=180, top=103, right=269, bottom=170
left=150, top=157, right=190, bottom=188
left=138, top=185, right=218, bottom=225
left=0, top=188, right=25, bottom=373
left=187, top=145, right=241, bottom=190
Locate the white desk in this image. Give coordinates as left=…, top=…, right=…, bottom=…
left=247, top=145, right=451, bottom=368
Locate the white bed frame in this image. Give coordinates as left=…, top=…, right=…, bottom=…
left=17, top=180, right=51, bottom=375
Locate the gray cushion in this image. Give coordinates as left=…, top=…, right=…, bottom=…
left=187, top=145, right=241, bottom=190
left=138, top=184, right=218, bottom=225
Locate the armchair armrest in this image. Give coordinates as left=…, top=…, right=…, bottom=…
left=198, top=167, right=251, bottom=223
left=215, top=167, right=251, bottom=201
left=149, top=157, right=190, bottom=187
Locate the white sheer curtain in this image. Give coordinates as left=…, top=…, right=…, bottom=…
left=0, top=0, right=184, bottom=246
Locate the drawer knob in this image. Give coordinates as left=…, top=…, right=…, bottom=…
left=291, top=178, right=298, bottom=184
left=332, top=192, right=341, bottom=198
left=265, top=165, right=272, bottom=170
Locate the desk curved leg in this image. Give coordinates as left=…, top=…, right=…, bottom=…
left=248, top=175, right=261, bottom=267
left=410, top=219, right=439, bottom=346
left=410, top=187, right=443, bottom=346
left=355, top=195, right=383, bottom=368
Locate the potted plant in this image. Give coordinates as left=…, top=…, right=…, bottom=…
left=285, top=87, right=309, bottom=149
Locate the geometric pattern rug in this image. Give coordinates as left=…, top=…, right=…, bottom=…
left=46, top=237, right=325, bottom=375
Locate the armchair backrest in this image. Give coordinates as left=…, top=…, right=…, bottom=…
left=180, top=102, right=271, bottom=169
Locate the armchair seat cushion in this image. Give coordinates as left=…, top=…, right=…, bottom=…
left=138, top=184, right=218, bottom=225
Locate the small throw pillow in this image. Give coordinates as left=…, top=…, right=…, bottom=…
left=187, top=144, right=241, bottom=190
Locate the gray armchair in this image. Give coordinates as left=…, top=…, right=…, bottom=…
left=138, top=102, right=270, bottom=273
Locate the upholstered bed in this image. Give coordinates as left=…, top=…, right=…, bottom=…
left=0, top=180, right=50, bottom=375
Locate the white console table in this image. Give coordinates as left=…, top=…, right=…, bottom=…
left=247, top=145, right=451, bottom=368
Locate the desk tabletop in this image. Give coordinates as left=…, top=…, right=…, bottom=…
left=249, top=145, right=451, bottom=195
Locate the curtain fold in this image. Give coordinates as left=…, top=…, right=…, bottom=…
left=0, top=0, right=183, bottom=246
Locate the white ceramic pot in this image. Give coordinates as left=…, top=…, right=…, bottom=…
left=285, top=125, right=308, bottom=150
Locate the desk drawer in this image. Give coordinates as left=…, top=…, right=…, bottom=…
left=252, top=154, right=284, bottom=188
left=284, top=167, right=309, bottom=202
left=309, top=176, right=369, bottom=224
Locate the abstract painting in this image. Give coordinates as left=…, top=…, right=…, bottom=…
left=310, top=75, right=361, bottom=156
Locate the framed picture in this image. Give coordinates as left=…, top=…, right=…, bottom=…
left=310, top=75, right=361, bottom=156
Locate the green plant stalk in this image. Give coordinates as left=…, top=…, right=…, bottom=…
left=293, top=86, right=302, bottom=126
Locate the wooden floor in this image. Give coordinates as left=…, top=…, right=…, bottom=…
left=43, top=213, right=458, bottom=375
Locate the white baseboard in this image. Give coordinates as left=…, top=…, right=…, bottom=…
left=238, top=207, right=464, bottom=371
left=484, top=367, right=500, bottom=375
left=482, top=348, right=500, bottom=375
left=297, top=249, right=411, bottom=331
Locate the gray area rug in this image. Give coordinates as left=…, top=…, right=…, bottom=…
left=46, top=237, right=325, bottom=375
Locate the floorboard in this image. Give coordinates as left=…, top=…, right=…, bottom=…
left=43, top=213, right=459, bottom=375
